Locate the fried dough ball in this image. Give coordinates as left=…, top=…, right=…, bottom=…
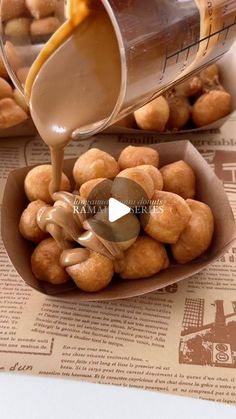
left=141, top=191, right=192, bottom=244
left=79, top=178, right=113, bottom=201
left=17, top=66, right=30, bottom=85
left=174, top=76, right=202, bottom=97
left=134, top=96, right=170, bottom=132
left=199, top=64, right=219, bottom=86
left=160, top=160, right=196, bottom=199
left=116, top=236, right=169, bottom=279
left=19, top=200, right=48, bottom=243
left=0, top=78, right=13, bottom=100
left=166, top=94, right=191, bottom=130
left=136, top=165, right=163, bottom=191
left=0, top=55, right=9, bottom=80
left=65, top=250, right=114, bottom=292
left=0, top=98, right=28, bottom=129
left=4, top=41, right=23, bottom=72
left=26, top=0, right=57, bottom=19
left=73, top=148, right=119, bottom=186
left=116, top=167, right=154, bottom=200
left=192, top=90, right=231, bottom=127
left=171, top=199, right=214, bottom=263
left=30, top=16, right=61, bottom=37
left=1, top=0, right=26, bottom=22
left=31, top=238, right=69, bottom=284
left=4, top=18, right=31, bottom=38
left=24, top=165, right=71, bottom=204
left=113, top=114, right=135, bottom=128
left=118, top=145, right=159, bottom=170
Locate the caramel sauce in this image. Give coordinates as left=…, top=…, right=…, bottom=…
left=37, top=191, right=122, bottom=261
left=60, top=248, right=90, bottom=268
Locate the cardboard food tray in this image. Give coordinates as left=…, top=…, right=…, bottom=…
left=1, top=139, right=236, bottom=301
left=0, top=119, right=36, bottom=138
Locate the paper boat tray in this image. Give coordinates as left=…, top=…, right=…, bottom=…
left=1, top=139, right=236, bottom=301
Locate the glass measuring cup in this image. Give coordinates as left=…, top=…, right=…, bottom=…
left=1, top=0, right=236, bottom=139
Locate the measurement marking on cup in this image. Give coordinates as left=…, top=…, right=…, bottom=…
left=223, top=26, right=230, bottom=44
left=159, top=49, right=168, bottom=82
left=175, top=41, right=184, bottom=64
left=157, top=49, right=226, bottom=91
left=166, top=20, right=236, bottom=60
left=185, top=46, right=190, bottom=63
left=217, top=22, right=225, bottom=42
left=158, top=20, right=236, bottom=83
left=203, top=24, right=212, bottom=56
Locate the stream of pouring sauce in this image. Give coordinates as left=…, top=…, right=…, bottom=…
left=30, top=4, right=121, bottom=193
left=28, top=2, right=122, bottom=266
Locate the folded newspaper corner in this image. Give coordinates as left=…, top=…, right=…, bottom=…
left=1, top=132, right=236, bottom=405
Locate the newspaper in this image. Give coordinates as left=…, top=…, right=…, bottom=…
left=0, top=126, right=236, bottom=405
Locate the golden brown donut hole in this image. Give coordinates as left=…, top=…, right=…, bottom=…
left=19, top=200, right=49, bottom=243
left=73, top=148, right=119, bottom=187
left=113, top=114, right=135, bottom=128
left=160, top=160, right=196, bottom=199
left=118, top=145, right=159, bottom=170
left=26, top=0, right=57, bottom=19
left=117, top=236, right=169, bottom=279
left=199, top=64, right=219, bottom=86
left=136, top=165, right=163, bottom=191
left=192, top=90, right=231, bottom=127
left=0, top=97, right=28, bottom=129
left=116, top=167, right=155, bottom=201
left=66, top=250, right=114, bottom=292
left=24, top=165, right=71, bottom=204
left=174, top=76, right=202, bottom=97
left=171, top=199, right=214, bottom=263
left=31, top=238, right=70, bottom=284
left=134, top=96, right=170, bottom=132
left=141, top=190, right=192, bottom=244
left=166, top=94, right=191, bottom=130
